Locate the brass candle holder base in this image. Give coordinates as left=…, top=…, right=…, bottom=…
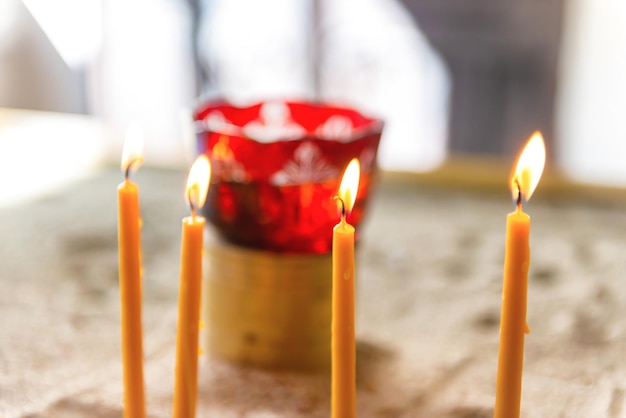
left=203, top=237, right=332, bottom=372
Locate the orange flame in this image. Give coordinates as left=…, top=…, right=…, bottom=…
left=338, top=158, right=360, bottom=215
left=120, top=122, right=144, bottom=174
left=186, top=155, right=211, bottom=210
left=510, top=131, right=546, bottom=203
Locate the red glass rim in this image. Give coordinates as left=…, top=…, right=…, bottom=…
left=193, top=99, right=384, bottom=143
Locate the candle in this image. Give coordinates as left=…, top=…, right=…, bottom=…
left=331, top=158, right=360, bottom=418
left=173, top=155, right=211, bottom=418
left=117, top=123, right=146, bottom=418
left=494, top=132, right=546, bottom=418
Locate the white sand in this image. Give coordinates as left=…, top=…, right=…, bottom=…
left=1, top=168, right=625, bottom=417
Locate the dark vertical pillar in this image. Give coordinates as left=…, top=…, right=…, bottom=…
left=398, top=0, right=564, bottom=158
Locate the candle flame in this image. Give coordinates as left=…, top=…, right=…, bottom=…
left=338, top=158, right=360, bottom=214
left=186, top=155, right=211, bottom=210
left=120, top=122, right=144, bottom=174
left=510, top=131, right=546, bottom=203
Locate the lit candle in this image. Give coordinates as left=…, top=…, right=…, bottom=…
left=494, top=132, right=546, bottom=418
left=117, top=123, right=146, bottom=418
left=331, top=158, right=360, bottom=418
left=173, top=155, right=211, bottom=418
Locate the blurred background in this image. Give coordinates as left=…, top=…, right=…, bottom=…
left=0, top=0, right=625, bottom=203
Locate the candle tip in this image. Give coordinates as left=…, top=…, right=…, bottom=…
left=188, top=186, right=197, bottom=219
left=334, top=196, right=346, bottom=219
left=515, top=180, right=522, bottom=210
left=121, top=122, right=144, bottom=177
left=338, top=159, right=360, bottom=215
left=510, top=132, right=546, bottom=203
left=185, top=155, right=211, bottom=213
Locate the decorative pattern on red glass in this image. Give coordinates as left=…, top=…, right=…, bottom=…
left=194, top=100, right=383, bottom=254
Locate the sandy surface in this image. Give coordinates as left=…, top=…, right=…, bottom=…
left=1, top=167, right=626, bottom=417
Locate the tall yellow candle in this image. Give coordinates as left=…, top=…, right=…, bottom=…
left=173, top=155, right=211, bottom=418
left=494, top=132, right=545, bottom=418
left=332, top=158, right=360, bottom=418
left=117, top=123, right=146, bottom=418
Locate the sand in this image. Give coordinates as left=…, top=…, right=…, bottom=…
left=1, top=167, right=625, bottom=417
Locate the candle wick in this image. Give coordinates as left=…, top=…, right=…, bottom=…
left=333, top=196, right=346, bottom=220
left=124, top=158, right=141, bottom=181
left=124, top=163, right=132, bottom=181
left=188, top=187, right=197, bottom=220
left=515, top=179, right=522, bottom=210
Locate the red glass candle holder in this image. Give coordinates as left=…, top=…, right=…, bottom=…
left=194, top=100, right=383, bottom=254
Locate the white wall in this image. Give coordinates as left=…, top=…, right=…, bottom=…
left=557, top=0, right=626, bottom=185
left=198, top=0, right=450, bottom=172
left=0, top=0, right=83, bottom=113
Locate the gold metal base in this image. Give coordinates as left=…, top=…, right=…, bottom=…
left=203, top=237, right=331, bottom=371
